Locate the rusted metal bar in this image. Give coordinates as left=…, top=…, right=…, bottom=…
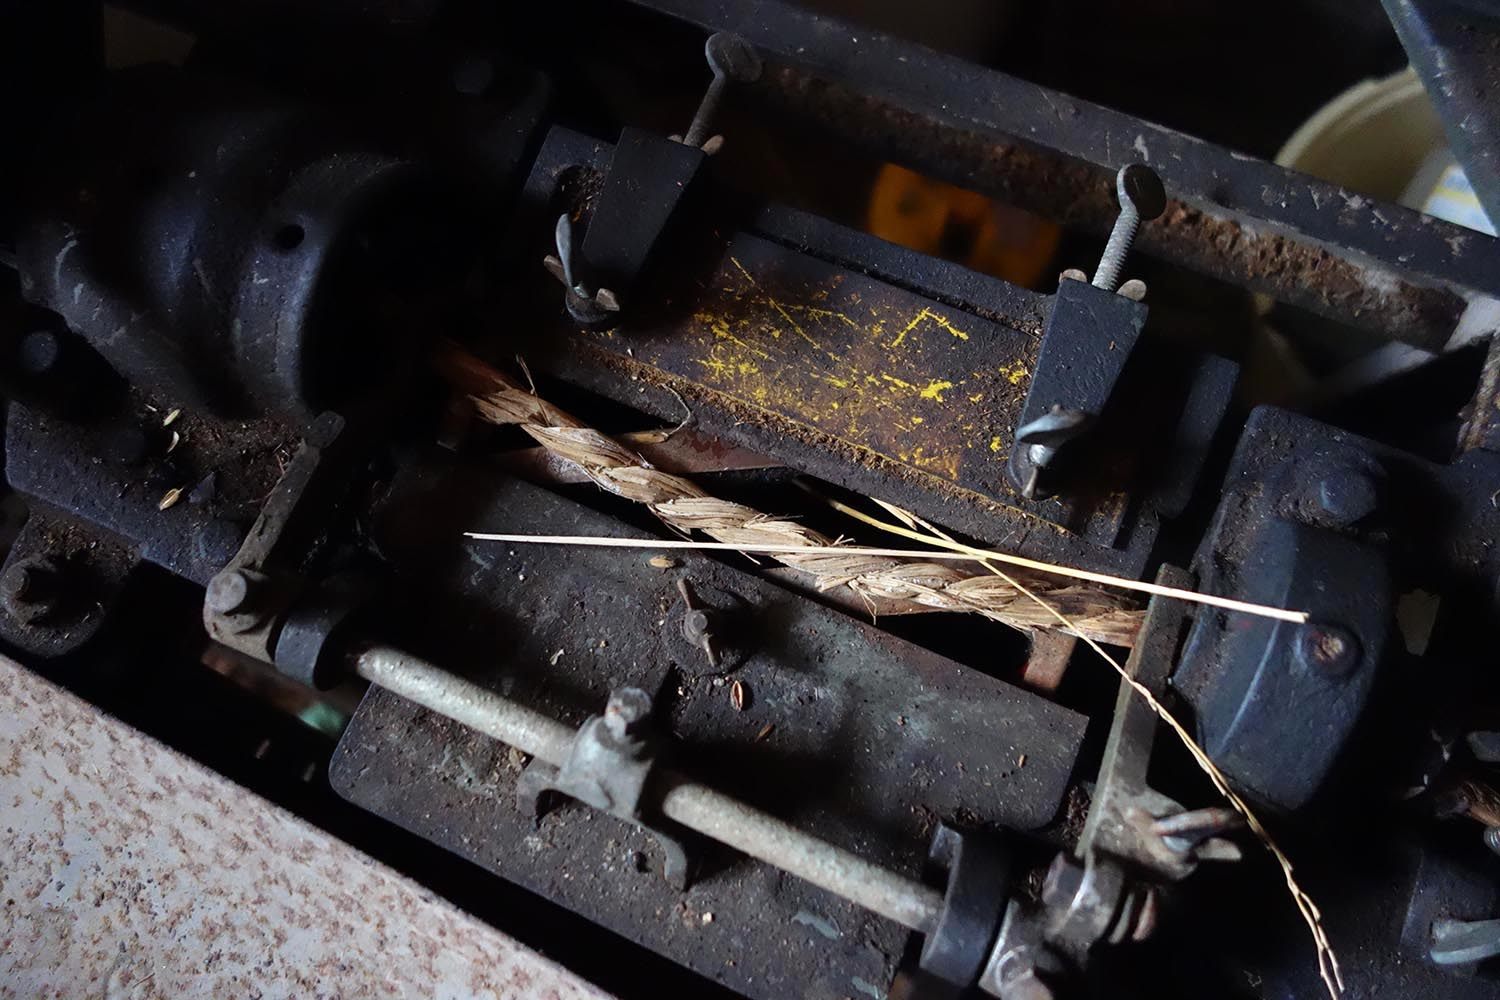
left=626, top=0, right=1492, bottom=349
left=748, top=68, right=1467, bottom=350
left=354, top=644, right=946, bottom=934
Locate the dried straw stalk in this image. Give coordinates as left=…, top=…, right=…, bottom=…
left=435, top=343, right=1145, bottom=645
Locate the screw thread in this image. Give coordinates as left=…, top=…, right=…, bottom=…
left=1092, top=204, right=1139, bottom=291
left=683, top=74, right=727, bottom=149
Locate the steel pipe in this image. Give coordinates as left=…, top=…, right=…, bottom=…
left=353, top=644, right=944, bottom=934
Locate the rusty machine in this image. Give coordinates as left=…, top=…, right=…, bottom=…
left=5, top=1, right=1500, bottom=998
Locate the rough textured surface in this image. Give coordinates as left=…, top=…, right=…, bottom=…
left=332, top=464, right=1086, bottom=1000
left=627, top=0, right=1484, bottom=347
left=440, top=343, right=1145, bottom=646
left=0, top=654, right=613, bottom=1000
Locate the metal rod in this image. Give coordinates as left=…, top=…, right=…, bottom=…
left=353, top=645, right=944, bottom=934
left=657, top=778, right=943, bottom=932
left=355, top=646, right=576, bottom=766
left=682, top=74, right=726, bottom=149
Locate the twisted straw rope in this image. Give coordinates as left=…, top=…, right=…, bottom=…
left=437, top=344, right=1145, bottom=646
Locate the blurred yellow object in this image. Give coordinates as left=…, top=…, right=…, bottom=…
left=867, top=164, right=1061, bottom=288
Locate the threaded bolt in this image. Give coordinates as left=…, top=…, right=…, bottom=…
left=206, top=569, right=253, bottom=615
left=681, top=33, right=762, bottom=149
left=1, top=557, right=62, bottom=624
left=603, top=688, right=653, bottom=741
left=1295, top=624, right=1361, bottom=678
left=1092, top=164, right=1166, bottom=292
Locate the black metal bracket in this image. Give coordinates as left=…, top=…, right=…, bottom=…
left=1008, top=277, right=1147, bottom=500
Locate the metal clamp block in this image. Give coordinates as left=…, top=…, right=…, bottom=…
left=516, top=687, right=692, bottom=889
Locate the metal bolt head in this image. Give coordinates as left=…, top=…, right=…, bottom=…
left=1116, top=164, right=1166, bottom=220
left=604, top=687, right=653, bottom=741
left=5, top=561, right=53, bottom=602
left=1039, top=853, right=1083, bottom=908
left=996, top=954, right=1055, bottom=1000
left=1295, top=624, right=1361, bottom=678
left=206, top=569, right=252, bottom=615
left=705, top=33, right=763, bottom=83
left=18, top=330, right=62, bottom=376
left=1, top=558, right=61, bottom=624
left=682, top=608, right=712, bottom=644
left=449, top=55, right=494, bottom=96
left=1316, top=470, right=1378, bottom=526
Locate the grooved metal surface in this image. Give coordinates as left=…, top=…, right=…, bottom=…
left=0, top=654, right=612, bottom=1000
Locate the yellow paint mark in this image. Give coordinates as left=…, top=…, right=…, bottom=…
left=889, top=307, right=971, bottom=348
left=919, top=379, right=954, bottom=402
left=819, top=373, right=851, bottom=389
left=692, top=311, right=772, bottom=361
left=881, top=374, right=917, bottom=392
left=696, top=356, right=731, bottom=378
left=998, top=362, right=1030, bottom=385
left=969, top=393, right=984, bottom=403
left=989, top=436, right=1002, bottom=453
left=910, top=416, right=924, bottom=425
left=889, top=311, right=923, bottom=349
left=928, top=312, right=970, bottom=341
left=728, top=256, right=839, bottom=361
left=606, top=361, right=1059, bottom=535
left=899, top=445, right=962, bottom=481
left=795, top=305, right=860, bottom=329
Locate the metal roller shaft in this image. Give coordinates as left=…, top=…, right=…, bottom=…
left=354, top=644, right=944, bottom=934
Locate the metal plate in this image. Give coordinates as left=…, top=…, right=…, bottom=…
left=588, top=231, right=1038, bottom=501
left=331, top=461, right=1086, bottom=1000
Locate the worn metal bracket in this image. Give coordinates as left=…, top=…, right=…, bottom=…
left=1077, top=564, right=1238, bottom=881
left=1008, top=277, right=1147, bottom=500
left=515, top=689, right=692, bottom=890
left=201, top=411, right=374, bottom=689
left=576, top=127, right=706, bottom=313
